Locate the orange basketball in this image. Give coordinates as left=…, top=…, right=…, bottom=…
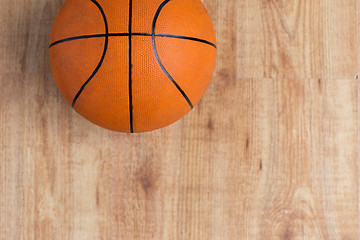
left=49, top=0, right=217, bottom=133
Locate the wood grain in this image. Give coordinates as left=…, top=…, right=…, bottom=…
left=0, top=0, right=359, bottom=239
left=236, top=0, right=358, bottom=79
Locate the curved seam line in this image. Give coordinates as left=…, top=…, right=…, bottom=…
left=155, top=34, right=217, bottom=49
left=49, top=33, right=217, bottom=49
left=49, top=34, right=107, bottom=48
left=72, top=0, right=109, bottom=108
left=152, top=0, right=194, bottom=109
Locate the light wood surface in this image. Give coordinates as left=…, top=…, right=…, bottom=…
left=0, top=0, right=359, bottom=239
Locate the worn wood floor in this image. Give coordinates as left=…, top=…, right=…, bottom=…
left=0, top=0, right=359, bottom=239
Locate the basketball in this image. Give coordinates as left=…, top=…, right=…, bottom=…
left=49, top=0, right=217, bottom=133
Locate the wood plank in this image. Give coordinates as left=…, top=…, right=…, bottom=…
left=236, top=0, right=357, bottom=79
left=229, top=78, right=359, bottom=239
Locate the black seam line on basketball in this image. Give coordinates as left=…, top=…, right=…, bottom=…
left=128, top=0, right=134, bottom=133
left=49, top=33, right=216, bottom=49
left=49, top=34, right=107, bottom=48
left=152, top=0, right=194, bottom=109
left=155, top=34, right=216, bottom=49
left=72, top=0, right=109, bottom=108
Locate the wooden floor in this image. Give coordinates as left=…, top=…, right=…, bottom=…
left=1, top=0, right=359, bottom=239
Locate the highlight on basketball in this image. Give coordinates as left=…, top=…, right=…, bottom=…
left=49, top=0, right=217, bottom=133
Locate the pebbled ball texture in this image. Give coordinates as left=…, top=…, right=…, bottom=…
left=49, top=0, right=217, bottom=133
